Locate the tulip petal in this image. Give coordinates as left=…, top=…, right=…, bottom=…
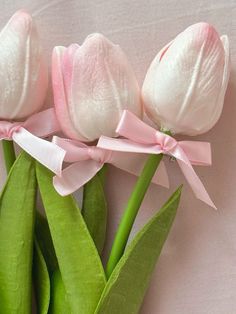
left=62, top=43, right=80, bottom=95
left=158, top=40, right=173, bottom=62
left=216, top=35, right=230, bottom=109
left=52, top=46, right=83, bottom=140
left=0, top=11, right=48, bottom=119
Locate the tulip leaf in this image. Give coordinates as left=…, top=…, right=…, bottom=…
left=36, top=163, right=107, bottom=314
left=97, top=164, right=107, bottom=186
left=49, top=269, right=70, bottom=314
left=33, top=211, right=58, bottom=314
left=33, top=239, right=50, bottom=314
left=35, top=210, right=58, bottom=274
left=82, top=165, right=107, bottom=254
left=34, top=212, right=68, bottom=313
left=95, top=186, right=182, bottom=314
left=0, top=152, right=36, bottom=314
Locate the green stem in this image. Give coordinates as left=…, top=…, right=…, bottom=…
left=106, top=153, right=163, bottom=277
left=2, top=140, right=16, bottom=174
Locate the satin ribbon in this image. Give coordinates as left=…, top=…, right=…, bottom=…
left=52, top=136, right=169, bottom=196
left=98, top=110, right=216, bottom=209
left=0, top=108, right=65, bottom=175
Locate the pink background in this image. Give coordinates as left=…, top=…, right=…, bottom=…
left=1, top=1, right=236, bottom=313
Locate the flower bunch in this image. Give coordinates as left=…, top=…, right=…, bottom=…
left=0, top=11, right=230, bottom=314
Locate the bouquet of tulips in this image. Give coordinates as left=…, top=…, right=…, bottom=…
left=0, top=10, right=230, bottom=314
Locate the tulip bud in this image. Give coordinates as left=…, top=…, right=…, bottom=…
left=52, top=33, right=142, bottom=142
left=142, top=23, right=230, bottom=136
left=0, top=10, right=48, bottom=120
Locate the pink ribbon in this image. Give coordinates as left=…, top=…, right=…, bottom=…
left=0, top=108, right=65, bottom=175
left=52, top=137, right=169, bottom=196
left=98, top=110, right=216, bottom=209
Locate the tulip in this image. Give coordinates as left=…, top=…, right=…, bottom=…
left=0, top=10, right=48, bottom=120
left=52, top=33, right=142, bottom=142
left=142, top=23, right=230, bottom=136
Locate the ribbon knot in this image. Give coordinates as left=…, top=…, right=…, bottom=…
left=97, top=110, right=216, bottom=209
left=155, top=131, right=177, bottom=153
left=87, top=147, right=112, bottom=164
left=0, top=121, right=22, bottom=140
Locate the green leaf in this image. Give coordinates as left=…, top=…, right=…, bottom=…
left=35, top=210, right=58, bottom=273
left=95, top=186, right=182, bottom=314
left=33, top=239, right=50, bottom=314
left=0, top=152, right=36, bottom=314
left=82, top=165, right=107, bottom=254
left=34, top=211, right=57, bottom=314
left=97, top=164, right=107, bottom=186
left=36, top=163, right=107, bottom=314
left=49, top=269, right=70, bottom=314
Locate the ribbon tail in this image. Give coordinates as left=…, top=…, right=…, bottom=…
left=177, top=160, right=216, bottom=209
left=13, top=127, right=66, bottom=176
left=53, top=160, right=103, bottom=196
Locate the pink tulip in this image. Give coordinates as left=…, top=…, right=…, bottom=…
left=142, top=23, right=230, bottom=136
left=52, top=33, right=142, bottom=142
left=0, top=10, right=48, bottom=120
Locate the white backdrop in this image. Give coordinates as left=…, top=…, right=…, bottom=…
left=1, top=1, right=236, bottom=313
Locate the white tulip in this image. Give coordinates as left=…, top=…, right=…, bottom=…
left=142, top=23, right=230, bottom=135
left=0, top=10, right=48, bottom=120
left=52, top=33, right=142, bottom=142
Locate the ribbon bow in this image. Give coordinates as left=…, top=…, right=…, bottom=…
left=0, top=108, right=65, bottom=175
left=98, top=110, right=216, bottom=209
left=52, top=137, right=169, bottom=196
